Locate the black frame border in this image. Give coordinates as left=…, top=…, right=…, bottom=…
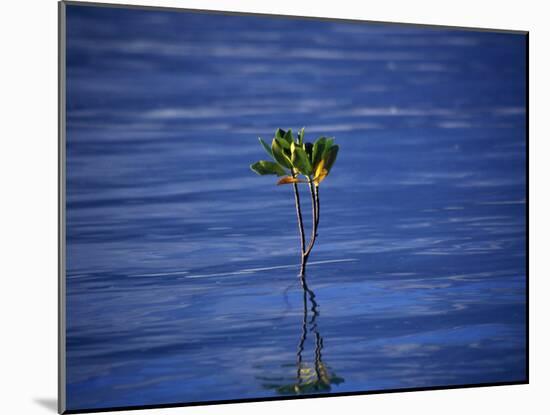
left=58, top=1, right=529, bottom=414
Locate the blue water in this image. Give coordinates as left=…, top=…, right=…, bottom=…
left=64, top=4, right=527, bottom=411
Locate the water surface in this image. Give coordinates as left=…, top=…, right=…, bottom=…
left=65, top=5, right=527, bottom=411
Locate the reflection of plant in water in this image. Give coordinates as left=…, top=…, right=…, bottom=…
left=251, top=128, right=339, bottom=277
left=260, top=278, right=344, bottom=395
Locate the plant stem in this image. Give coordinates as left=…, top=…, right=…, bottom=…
left=299, top=181, right=319, bottom=276
left=292, top=183, right=306, bottom=262
left=293, top=176, right=322, bottom=277
left=314, top=185, right=320, bottom=228
left=304, top=181, right=318, bottom=255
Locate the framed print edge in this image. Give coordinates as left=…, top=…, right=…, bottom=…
left=61, top=0, right=528, bottom=34
left=58, top=1, right=67, bottom=414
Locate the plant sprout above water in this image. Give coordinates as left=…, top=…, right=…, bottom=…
left=250, top=128, right=339, bottom=277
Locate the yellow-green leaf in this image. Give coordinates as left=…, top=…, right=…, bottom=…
left=313, top=159, right=328, bottom=185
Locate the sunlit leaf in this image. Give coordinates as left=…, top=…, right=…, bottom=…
left=313, top=159, right=325, bottom=179
left=313, top=168, right=328, bottom=186
left=313, top=158, right=330, bottom=185
left=272, top=138, right=293, bottom=169
left=250, top=160, right=287, bottom=176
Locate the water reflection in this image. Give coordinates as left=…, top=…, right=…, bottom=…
left=263, top=277, right=344, bottom=395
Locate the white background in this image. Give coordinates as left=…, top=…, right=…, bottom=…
left=0, top=0, right=545, bottom=414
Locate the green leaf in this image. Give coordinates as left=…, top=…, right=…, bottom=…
left=275, top=128, right=286, bottom=140
left=258, top=137, right=274, bottom=160
left=323, top=144, right=339, bottom=173
left=297, top=127, right=305, bottom=145
left=323, top=138, right=335, bottom=156
left=250, top=160, right=287, bottom=176
left=304, top=142, right=313, bottom=163
left=283, top=129, right=294, bottom=145
left=291, top=144, right=312, bottom=175
left=272, top=138, right=293, bottom=169
left=312, top=137, right=327, bottom=168
left=277, top=137, right=290, bottom=150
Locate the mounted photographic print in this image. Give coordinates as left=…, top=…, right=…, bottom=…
left=58, top=1, right=528, bottom=413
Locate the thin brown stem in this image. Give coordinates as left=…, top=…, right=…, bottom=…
left=294, top=176, right=321, bottom=277
left=304, top=180, right=318, bottom=258
left=292, top=181, right=306, bottom=258
left=314, top=185, right=320, bottom=228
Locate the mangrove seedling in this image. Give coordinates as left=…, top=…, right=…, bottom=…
left=250, top=128, right=339, bottom=277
